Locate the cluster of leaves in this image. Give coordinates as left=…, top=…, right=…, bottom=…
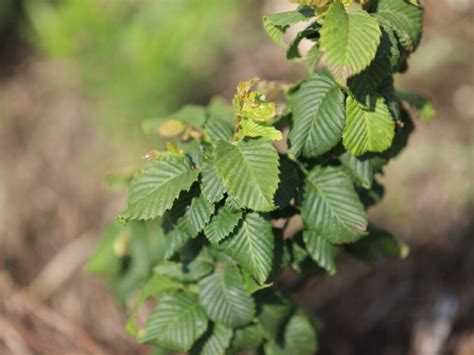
left=88, top=0, right=435, bottom=353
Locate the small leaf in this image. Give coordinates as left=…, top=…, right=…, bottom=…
left=343, top=95, right=395, bottom=156
left=236, top=119, right=282, bottom=142
left=199, top=265, right=256, bottom=327
left=263, top=6, right=315, bottom=48
left=157, top=119, right=185, bottom=137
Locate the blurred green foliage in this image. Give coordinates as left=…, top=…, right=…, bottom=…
left=0, top=0, right=15, bottom=34
left=26, top=0, right=246, bottom=133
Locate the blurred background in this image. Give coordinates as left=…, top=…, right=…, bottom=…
left=0, top=0, right=472, bottom=354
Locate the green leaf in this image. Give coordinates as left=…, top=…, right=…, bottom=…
left=339, top=152, right=374, bottom=189
left=227, top=324, right=265, bottom=354
left=320, top=1, right=381, bottom=78
left=263, top=6, right=315, bottom=48
left=347, top=27, right=400, bottom=102
left=126, top=274, right=182, bottom=336
left=343, top=95, right=395, bottom=156
left=199, top=265, right=255, bottom=327
left=204, top=207, right=242, bottom=244
left=302, top=166, right=367, bottom=244
left=375, top=0, right=424, bottom=51
left=236, top=119, right=283, bottom=142
left=284, top=312, right=318, bottom=355
left=214, top=139, right=280, bottom=212
left=201, top=162, right=226, bottom=204
left=200, top=324, right=233, bottom=355
left=125, top=155, right=199, bottom=220
left=85, top=222, right=124, bottom=278
left=257, top=291, right=295, bottom=339
left=221, top=213, right=274, bottom=284
left=397, top=91, right=436, bottom=121
left=180, top=194, right=215, bottom=237
left=263, top=311, right=317, bottom=355
left=205, top=119, right=234, bottom=144
left=289, top=72, right=345, bottom=157
left=141, top=291, right=208, bottom=352
left=303, top=230, right=338, bottom=274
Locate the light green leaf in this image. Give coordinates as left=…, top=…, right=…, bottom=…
left=343, top=95, right=395, bottom=156
left=302, top=166, right=367, bottom=244
left=200, top=324, right=233, bottom=355
left=236, top=119, right=282, bottom=141
left=199, top=265, right=255, bottom=327
left=125, top=155, right=199, bottom=220
left=320, top=2, right=381, bottom=78
left=221, top=213, right=274, bottom=285
left=214, top=139, right=280, bottom=212
left=303, top=230, right=339, bottom=274
left=289, top=72, right=345, bottom=157
left=204, top=207, right=242, bottom=244
left=375, top=0, right=424, bottom=51
left=140, top=291, right=208, bottom=352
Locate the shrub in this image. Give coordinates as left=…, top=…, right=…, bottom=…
left=88, top=0, right=435, bottom=353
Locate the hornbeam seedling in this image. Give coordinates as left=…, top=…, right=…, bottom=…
left=87, top=1, right=434, bottom=353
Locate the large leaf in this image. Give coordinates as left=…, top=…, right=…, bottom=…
left=320, top=2, right=381, bottom=78
left=200, top=324, right=233, bottom=355
left=199, top=265, right=255, bottom=327
left=302, top=167, right=367, bottom=244
left=141, top=291, right=208, bottom=352
left=204, top=207, right=243, bottom=244
left=289, top=72, right=345, bottom=157
left=263, top=6, right=315, bottom=47
left=221, top=213, right=274, bottom=284
left=343, top=95, right=395, bottom=156
left=214, top=139, right=280, bottom=212
left=375, top=0, right=424, bottom=51
left=303, top=230, right=338, bottom=274
left=125, top=155, right=199, bottom=220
